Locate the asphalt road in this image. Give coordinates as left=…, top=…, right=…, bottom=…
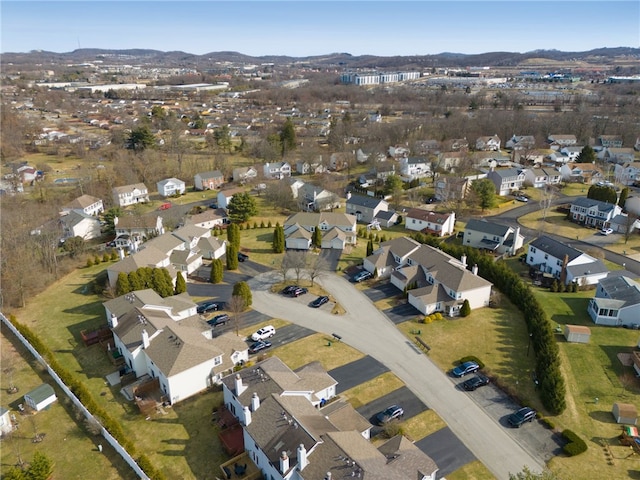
left=248, top=271, right=546, bottom=479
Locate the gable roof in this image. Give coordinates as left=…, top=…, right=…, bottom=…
left=64, top=194, right=102, bottom=210
left=405, top=208, right=452, bottom=224
left=529, top=235, right=581, bottom=262
left=113, top=183, right=147, bottom=194
left=572, top=196, right=619, bottom=213
left=596, top=276, right=640, bottom=308
left=346, top=194, right=387, bottom=209
left=196, top=170, right=224, bottom=180
left=24, top=384, right=55, bottom=404
left=465, top=218, right=511, bottom=237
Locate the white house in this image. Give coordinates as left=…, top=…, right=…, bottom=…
left=614, top=162, right=640, bottom=186
left=399, top=157, right=432, bottom=179
left=570, top=197, right=622, bottom=230
left=475, top=134, right=501, bottom=151
left=283, top=212, right=357, bottom=250
left=0, top=407, right=12, bottom=435
left=217, top=187, right=246, bottom=209
left=232, top=166, right=258, bottom=183
left=157, top=177, right=186, bottom=197
left=604, top=148, right=636, bottom=164
left=524, top=167, right=562, bottom=188
left=487, top=167, right=527, bottom=195
left=61, top=194, right=104, bottom=216
left=112, top=183, right=149, bottom=207
left=404, top=209, right=455, bottom=237
left=297, top=183, right=340, bottom=211
left=525, top=235, right=609, bottom=286
left=548, top=134, right=577, bottom=149
left=185, top=208, right=228, bottom=230
left=220, top=356, right=438, bottom=480
left=463, top=218, right=524, bottom=256
left=588, top=276, right=640, bottom=327
left=104, top=289, right=248, bottom=405
left=24, top=384, right=57, bottom=412
left=60, top=210, right=102, bottom=240
left=114, top=214, right=164, bottom=251
left=263, top=161, right=291, bottom=179
left=506, top=135, right=536, bottom=151
left=345, top=194, right=390, bottom=224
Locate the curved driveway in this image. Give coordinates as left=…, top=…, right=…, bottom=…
left=248, top=271, right=545, bottom=480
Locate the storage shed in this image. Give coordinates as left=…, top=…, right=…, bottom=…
left=612, top=402, right=638, bottom=425
left=24, top=384, right=57, bottom=412
left=564, top=324, right=591, bottom=344
left=0, top=407, right=13, bottom=435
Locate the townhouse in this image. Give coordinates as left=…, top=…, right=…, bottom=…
left=524, top=167, right=562, bottom=188
left=283, top=212, right=357, bottom=250
left=463, top=219, right=524, bottom=256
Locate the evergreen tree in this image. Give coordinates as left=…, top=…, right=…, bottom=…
left=228, top=192, right=258, bottom=223
left=471, top=178, right=497, bottom=211
left=128, top=270, right=144, bottom=291
left=460, top=299, right=471, bottom=317
left=152, top=268, right=174, bottom=297
left=139, top=266, right=154, bottom=288
left=312, top=226, right=322, bottom=248
left=232, top=281, right=253, bottom=307
left=27, top=451, right=54, bottom=480
left=227, top=222, right=241, bottom=248
left=575, top=145, right=596, bottom=164
left=210, top=258, right=224, bottom=283
left=116, top=272, right=131, bottom=296
left=174, top=271, right=186, bottom=295
left=272, top=224, right=285, bottom=253
left=227, top=244, right=239, bottom=270
left=366, top=238, right=374, bottom=256
left=618, top=187, right=629, bottom=209
left=280, top=117, right=297, bottom=156
left=125, top=125, right=155, bottom=151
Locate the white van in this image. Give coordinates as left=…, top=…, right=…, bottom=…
left=251, top=325, right=276, bottom=341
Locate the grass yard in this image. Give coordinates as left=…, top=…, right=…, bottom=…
left=446, top=461, right=497, bottom=480
left=401, top=409, right=448, bottom=442
left=340, top=373, right=405, bottom=409
left=270, top=333, right=365, bottom=371
left=519, top=210, right=594, bottom=240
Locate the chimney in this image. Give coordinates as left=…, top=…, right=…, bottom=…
left=472, top=264, right=478, bottom=275
left=297, top=444, right=308, bottom=471
left=234, top=373, right=247, bottom=396
left=109, top=313, right=118, bottom=328
left=243, top=405, right=251, bottom=426
left=513, top=226, right=521, bottom=254
left=461, top=254, right=467, bottom=268
left=280, top=451, right=289, bottom=474
left=141, top=329, right=150, bottom=349
left=251, top=392, right=260, bottom=411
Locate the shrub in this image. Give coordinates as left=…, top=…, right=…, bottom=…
left=267, top=220, right=272, bottom=228
left=434, top=312, right=443, bottom=321
left=381, top=420, right=405, bottom=439
left=94, top=255, right=101, bottom=265
left=459, top=355, right=485, bottom=369
left=460, top=299, right=471, bottom=317
left=562, top=429, right=587, bottom=456
left=423, top=316, right=433, bottom=324
left=102, top=253, right=110, bottom=263
left=540, top=417, right=556, bottom=430
left=260, top=220, right=266, bottom=228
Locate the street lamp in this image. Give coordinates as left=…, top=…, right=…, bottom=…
left=527, top=333, right=533, bottom=357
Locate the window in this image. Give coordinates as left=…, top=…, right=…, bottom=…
left=214, top=356, right=222, bottom=366
left=531, top=247, right=536, bottom=254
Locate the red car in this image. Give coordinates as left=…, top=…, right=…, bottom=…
left=158, top=202, right=172, bottom=210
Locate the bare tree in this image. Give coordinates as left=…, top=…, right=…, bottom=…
left=623, top=213, right=639, bottom=244
left=540, top=184, right=559, bottom=224
left=308, top=254, right=330, bottom=286
left=227, top=295, right=246, bottom=336
left=284, top=250, right=308, bottom=283
left=2, top=346, right=18, bottom=393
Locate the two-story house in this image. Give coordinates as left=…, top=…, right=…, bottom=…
left=570, top=197, right=622, bottom=229
left=598, top=135, right=624, bottom=149
left=614, top=162, right=640, bottom=186
left=232, top=166, right=258, bottom=183
left=463, top=219, right=524, bottom=256
left=399, top=157, right=432, bottom=179
left=283, top=212, right=357, bottom=250
left=112, top=183, right=149, bottom=207
left=195, top=170, right=225, bottom=191
left=548, top=134, right=577, bottom=150
left=263, top=162, right=291, bottom=179
left=404, top=209, right=456, bottom=237
left=559, top=163, right=603, bottom=184
left=157, top=177, right=186, bottom=197
left=487, top=167, right=526, bottom=196
left=61, top=194, right=104, bottom=216
left=524, top=167, right=562, bottom=188
left=525, top=235, right=609, bottom=286
left=345, top=193, right=391, bottom=224
left=60, top=210, right=102, bottom=240
left=588, top=276, right=640, bottom=327
left=505, top=135, right=536, bottom=151
left=475, top=134, right=501, bottom=151
left=434, top=176, right=474, bottom=202
left=297, top=183, right=340, bottom=212
left=217, top=187, right=247, bottom=209
left=104, top=289, right=248, bottom=405
left=604, top=148, right=636, bottom=164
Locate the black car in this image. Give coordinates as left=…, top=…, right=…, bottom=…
left=237, top=252, right=249, bottom=262
left=375, top=405, right=404, bottom=425
left=207, top=314, right=229, bottom=327
left=291, top=287, right=308, bottom=297
left=197, top=301, right=221, bottom=314
left=310, top=296, right=329, bottom=308
left=248, top=340, right=272, bottom=354
left=507, top=407, right=536, bottom=428
left=451, top=361, right=480, bottom=378
left=281, top=285, right=299, bottom=295
left=462, top=374, right=490, bottom=391
left=352, top=270, right=372, bottom=283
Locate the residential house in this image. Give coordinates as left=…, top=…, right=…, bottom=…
left=24, top=384, right=56, bottom=412
left=487, top=167, right=526, bottom=195
left=570, top=197, right=622, bottom=229
left=548, top=134, right=577, bottom=150
left=263, top=161, right=291, bottom=179
left=376, top=162, right=397, bottom=181
left=399, top=157, right=432, bottom=179
left=598, top=135, right=624, bottom=148
left=283, top=212, right=357, bottom=250
left=388, top=145, right=410, bottom=159
left=475, top=134, right=501, bottom=151
left=559, top=146, right=584, bottom=162
left=157, top=177, right=186, bottom=197
left=329, top=152, right=351, bottom=171
left=434, top=176, right=473, bottom=202
left=112, top=183, right=149, bottom=207
left=524, top=167, right=562, bottom=188
left=413, top=139, right=441, bottom=155
left=559, top=163, right=603, bottom=184
left=60, top=210, right=102, bottom=240
left=463, top=219, right=524, bottom=256
left=113, top=214, right=164, bottom=251
left=345, top=193, right=390, bottom=224
left=443, top=138, right=469, bottom=151
left=436, top=151, right=465, bottom=171
left=0, top=407, right=12, bottom=435
left=614, top=161, right=640, bottom=186
left=294, top=160, right=327, bottom=175
left=104, top=289, right=248, bottom=404
left=194, top=170, right=225, bottom=191
left=217, top=187, right=247, bottom=209
left=604, top=148, right=636, bottom=164
left=220, top=356, right=438, bottom=480
left=512, top=149, right=545, bottom=166
left=61, top=194, right=104, bottom=216
left=608, top=212, right=640, bottom=234
left=288, top=178, right=306, bottom=199
left=588, top=276, right=640, bottom=327
left=525, top=235, right=609, bottom=286
left=185, top=208, right=228, bottom=230
left=232, top=166, right=258, bottom=183
left=297, top=183, right=340, bottom=211
left=404, top=209, right=456, bottom=237
left=505, top=135, right=536, bottom=151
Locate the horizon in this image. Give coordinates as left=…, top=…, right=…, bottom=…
left=2, top=1, right=639, bottom=56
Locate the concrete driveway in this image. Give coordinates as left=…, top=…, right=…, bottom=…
left=328, top=356, right=390, bottom=393
left=248, top=270, right=546, bottom=479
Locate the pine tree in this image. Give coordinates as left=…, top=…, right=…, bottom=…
left=366, top=238, right=374, bottom=256
left=174, top=271, right=186, bottom=295
left=312, top=226, right=322, bottom=248
left=232, top=281, right=252, bottom=307
left=272, top=224, right=285, bottom=253
left=227, top=244, right=239, bottom=270
left=152, top=268, right=174, bottom=298
left=116, top=272, right=131, bottom=296
left=227, top=223, right=241, bottom=249
left=460, top=299, right=471, bottom=317
left=128, top=270, right=144, bottom=291
left=210, top=259, right=223, bottom=283
left=27, top=451, right=53, bottom=480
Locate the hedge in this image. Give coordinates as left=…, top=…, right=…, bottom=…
left=562, top=429, right=587, bottom=456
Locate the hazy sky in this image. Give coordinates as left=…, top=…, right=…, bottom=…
left=2, top=1, right=639, bottom=56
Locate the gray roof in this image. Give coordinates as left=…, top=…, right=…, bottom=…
left=529, top=236, right=581, bottom=262
left=465, top=218, right=511, bottom=237
left=596, top=276, right=640, bottom=308
left=64, top=194, right=102, bottom=210
left=346, top=194, right=387, bottom=209
left=572, top=197, right=618, bottom=213
left=25, top=384, right=56, bottom=404
left=197, top=170, right=224, bottom=180
left=566, top=259, right=609, bottom=278
left=375, top=210, right=397, bottom=221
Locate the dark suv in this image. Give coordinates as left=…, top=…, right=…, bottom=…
left=508, top=407, right=536, bottom=428
left=291, top=287, right=308, bottom=297
left=207, top=314, right=229, bottom=327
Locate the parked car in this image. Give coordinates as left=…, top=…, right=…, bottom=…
left=158, top=202, right=172, bottom=210
left=207, top=314, right=229, bottom=327
left=600, top=227, right=613, bottom=236
left=507, top=407, right=536, bottom=428
left=376, top=405, right=404, bottom=425
left=514, top=194, right=529, bottom=203
left=462, top=374, right=490, bottom=391
left=238, top=252, right=249, bottom=262
left=281, top=285, right=299, bottom=295
left=352, top=270, right=372, bottom=283
left=291, top=287, right=308, bottom=297
left=310, top=296, right=329, bottom=308
left=209, top=202, right=218, bottom=209
left=197, top=301, right=222, bottom=314
left=248, top=340, right=272, bottom=354
left=451, top=361, right=480, bottom=377
left=251, top=325, right=276, bottom=341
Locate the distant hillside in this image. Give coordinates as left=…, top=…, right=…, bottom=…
left=2, top=47, right=639, bottom=69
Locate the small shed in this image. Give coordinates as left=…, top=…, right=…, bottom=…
left=24, top=384, right=57, bottom=412
left=0, top=407, right=13, bottom=435
left=564, top=324, right=591, bottom=344
left=613, top=402, right=638, bottom=425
